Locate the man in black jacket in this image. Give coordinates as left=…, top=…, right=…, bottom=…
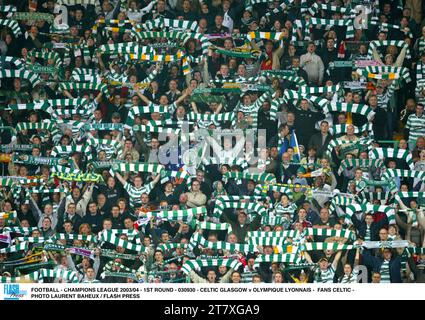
left=222, top=210, right=262, bottom=243
left=362, top=248, right=402, bottom=283
left=82, top=202, right=103, bottom=234
left=57, top=203, right=82, bottom=233
left=308, top=121, right=333, bottom=158
left=351, top=213, right=389, bottom=241
left=369, top=94, right=389, bottom=140
left=293, top=99, right=326, bottom=148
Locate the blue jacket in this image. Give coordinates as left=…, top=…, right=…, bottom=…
left=351, top=214, right=388, bottom=241
left=362, top=250, right=402, bottom=283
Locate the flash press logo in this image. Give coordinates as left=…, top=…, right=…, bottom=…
left=3, top=284, right=27, bottom=300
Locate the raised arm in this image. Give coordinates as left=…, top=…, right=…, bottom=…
left=175, top=88, right=192, bottom=106
left=395, top=45, right=407, bottom=67
left=135, top=90, right=152, bottom=105
left=191, top=101, right=199, bottom=114
left=214, top=103, right=223, bottom=114
left=114, top=172, right=127, bottom=186
left=372, top=47, right=383, bottom=65
left=331, top=250, right=343, bottom=270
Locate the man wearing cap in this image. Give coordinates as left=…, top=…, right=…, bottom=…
left=304, top=250, right=343, bottom=283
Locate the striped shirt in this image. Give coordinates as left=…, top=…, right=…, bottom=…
left=406, top=113, right=425, bottom=142
left=377, top=91, right=391, bottom=111
left=315, top=266, right=335, bottom=283
left=380, top=260, right=391, bottom=283
left=124, top=181, right=154, bottom=209
left=365, top=225, right=371, bottom=241
left=274, top=203, right=298, bottom=221
left=82, top=279, right=101, bottom=283
left=339, top=269, right=359, bottom=283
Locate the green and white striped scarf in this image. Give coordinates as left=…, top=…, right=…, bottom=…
left=0, top=242, right=29, bottom=253
left=224, top=172, right=276, bottom=184
left=157, top=243, right=188, bottom=252
left=50, top=145, right=93, bottom=161
left=63, top=43, right=92, bottom=63
left=86, top=138, right=123, bottom=158
left=126, top=105, right=168, bottom=127
left=147, top=207, right=207, bottom=223
left=39, top=268, right=79, bottom=283
left=382, top=169, right=425, bottom=181
left=200, top=157, right=249, bottom=170
left=197, top=222, right=233, bottom=234
left=145, top=17, right=200, bottom=32
left=262, top=69, right=302, bottom=82
left=395, top=192, right=425, bottom=205
left=417, top=61, right=425, bottom=81
left=254, top=254, right=302, bottom=264
left=283, top=90, right=330, bottom=109
left=367, top=40, right=411, bottom=60
left=160, top=169, right=191, bottom=184
left=322, top=102, right=375, bottom=121
left=181, top=259, right=242, bottom=275
left=368, top=21, right=413, bottom=39
left=370, top=148, right=414, bottom=170
left=108, top=228, right=138, bottom=238
left=58, top=82, right=109, bottom=97
left=50, top=165, right=81, bottom=175
left=15, top=237, right=48, bottom=243
left=98, top=230, right=145, bottom=252
left=0, top=69, right=41, bottom=87
left=0, top=56, right=24, bottom=70
left=357, top=66, right=411, bottom=83
left=51, top=233, right=97, bottom=243
left=329, top=123, right=374, bottom=137
left=338, top=159, right=385, bottom=175
left=132, top=124, right=181, bottom=135
left=309, top=18, right=354, bottom=39
left=357, top=191, right=393, bottom=205
left=345, top=204, right=396, bottom=225
left=255, top=184, right=294, bottom=199
left=8, top=98, right=88, bottom=113
left=102, top=261, right=141, bottom=275
left=15, top=121, right=59, bottom=138
left=110, top=162, right=164, bottom=175
left=303, top=242, right=354, bottom=251
left=247, top=231, right=300, bottom=238
left=187, top=112, right=235, bottom=123
left=0, top=272, right=40, bottom=283
left=298, top=85, right=340, bottom=95
left=216, top=195, right=266, bottom=202
left=246, top=31, right=285, bottom=41
left=2, top=227, right=39, bottom=235
left=261, top=214, right=291, bottom=228
left=27, top=50, right=63, bottom=69
left=308, top=3, right=354, bottom=16
left=304, top=228, right=356, bottom=241
left=0, top=19, right=22, bottom=37
left=213, top=201, right=267, bottom=219
left=245, top=0, right=294, bottom=12
left=190, top=233, right=258, bottom=253
left=326, top=138, right=373, bottom=157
